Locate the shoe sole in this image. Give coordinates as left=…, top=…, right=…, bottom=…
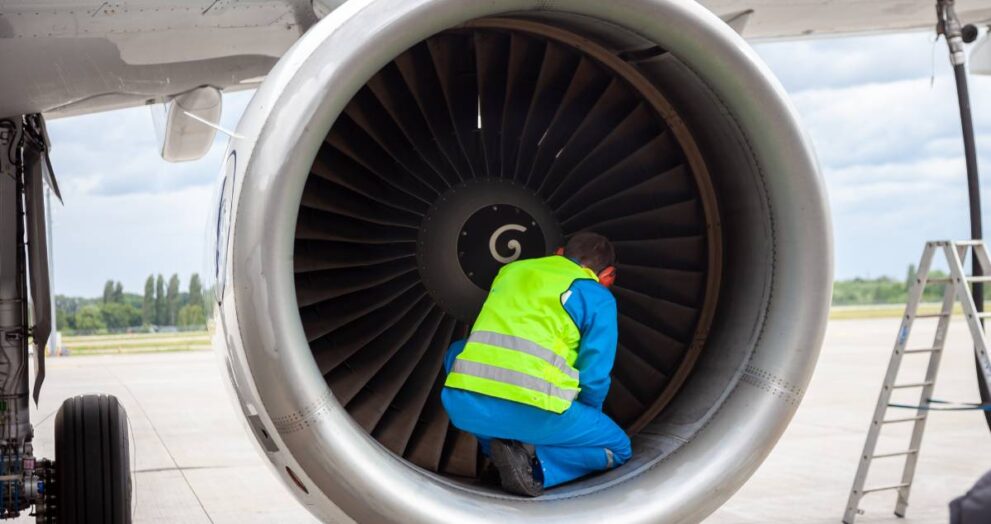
left=490, top=440, right=543, bottom=497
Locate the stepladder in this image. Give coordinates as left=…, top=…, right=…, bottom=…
left=843, top=240, right=991, bottom=523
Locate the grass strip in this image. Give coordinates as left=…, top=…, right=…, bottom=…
left=829, top=303, right=974, bottom=320
left=65, top=345, right=212, bottom=356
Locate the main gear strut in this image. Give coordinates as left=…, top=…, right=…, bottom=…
left=0, top=115, right=132, bottom=522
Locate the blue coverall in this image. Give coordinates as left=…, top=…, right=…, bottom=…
left=441, top=276, right=632, bottom=488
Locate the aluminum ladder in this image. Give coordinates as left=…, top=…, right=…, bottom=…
left=843, top=240, right=991, bottom=523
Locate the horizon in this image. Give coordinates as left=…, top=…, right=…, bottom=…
left=55, top=268, right=933, bottom=300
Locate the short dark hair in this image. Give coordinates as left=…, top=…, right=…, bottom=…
left=563, top=232, right=615, bottom=274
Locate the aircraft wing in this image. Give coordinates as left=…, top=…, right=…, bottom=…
left=0, top=0, right=319, bottom=119
left=705, top=0, right=991, bottom=39
left=1, top=0, right=990, bottom=120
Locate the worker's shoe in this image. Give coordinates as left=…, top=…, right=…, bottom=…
left=490, top=439, right=543, bottom=497
left=479, top=458, right=501, bottom=486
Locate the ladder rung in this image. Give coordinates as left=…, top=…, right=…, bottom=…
left=903, top=347, right=941, bottom=354
left=861, top=483, right=910, bottom=495
left=914, top=313, right=949, bottom=318
left=978, top=312, right=991, bottom=319
left=968, top=276, right=991, bottom=283
left=892, top=381, right=934, bottom=389
left=872, top=449, right=918, bottom=459
left=925, top=278, right=953, bottom=284
left=955, top=240, right=984, bottom=246
left=882, top=416, right=926, bottom=424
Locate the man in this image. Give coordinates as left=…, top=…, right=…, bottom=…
left=441, top=231, right=631, bottom=497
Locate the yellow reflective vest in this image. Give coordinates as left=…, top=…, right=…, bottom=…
left=444, top=255, right=599, bottom=413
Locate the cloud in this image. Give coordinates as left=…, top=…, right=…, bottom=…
left=821, top=154, right=991, bottom=279
left=754, top=32, right=947, bottom=92
left=51, top=185, right=216, bottom=297
left=788, top=77, right=991, bottom=169
left=46, top=90, right=253, bottom=296
left=753, top=32, right=991, bottom=281
left=45, top=90, right=253, bottom=198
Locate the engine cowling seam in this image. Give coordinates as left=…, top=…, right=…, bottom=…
left=740, top=365, right=802, bottom=407
left=271, top=388, right=336, bottom=435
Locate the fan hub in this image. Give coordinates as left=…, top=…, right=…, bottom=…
left=417, top=178, right=562, bottom=322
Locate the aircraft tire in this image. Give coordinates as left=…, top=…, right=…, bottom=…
left=54, top=394, right=131, bottom=524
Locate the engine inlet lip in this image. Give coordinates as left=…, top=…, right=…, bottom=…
left=225, top=0, right=831, bottom=522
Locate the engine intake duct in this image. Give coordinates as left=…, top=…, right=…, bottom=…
left=293, top=20, right=720, bottom=479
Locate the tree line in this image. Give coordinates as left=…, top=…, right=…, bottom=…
left=832, top=265, right=950, bottom=306
left=57, top=274, right=211, bottom=333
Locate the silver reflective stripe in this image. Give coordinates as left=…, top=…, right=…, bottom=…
left=605, top=448, right=615, bottom=469
left=450, top=359, right=579, bottom=403
left=468, top=331, right=579, bottom=381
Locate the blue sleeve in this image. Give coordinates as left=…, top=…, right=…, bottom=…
left=562, top=280, right=618, bottom=411
left=443, top=339, right=467, bottom=376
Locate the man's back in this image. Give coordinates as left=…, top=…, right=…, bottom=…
left=445, top=255, right=599, bottom=413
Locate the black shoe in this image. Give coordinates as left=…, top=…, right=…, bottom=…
left=479, top=458, right=501, bottom=486
left=490, top=439, right=543, bottom=497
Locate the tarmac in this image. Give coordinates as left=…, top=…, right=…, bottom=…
left=18, top=317, right=991, bottom=523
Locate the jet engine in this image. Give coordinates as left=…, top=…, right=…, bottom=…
left=212, top=0, right=832, bottom=522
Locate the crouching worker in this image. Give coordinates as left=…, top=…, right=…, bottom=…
left=441, top=232, right=631, bottom=497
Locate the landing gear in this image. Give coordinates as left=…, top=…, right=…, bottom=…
left=54, top=395, right=132, bottom=523
left=0, top=114, right=131, bottom=521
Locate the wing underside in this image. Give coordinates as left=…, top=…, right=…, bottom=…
left=0, top=0, right=988, bottom=119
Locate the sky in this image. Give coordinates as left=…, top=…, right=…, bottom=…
left=45, top=30, right=991, bottom=297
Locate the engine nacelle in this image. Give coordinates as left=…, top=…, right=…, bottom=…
left=212, top=0, right=832, bottom=522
